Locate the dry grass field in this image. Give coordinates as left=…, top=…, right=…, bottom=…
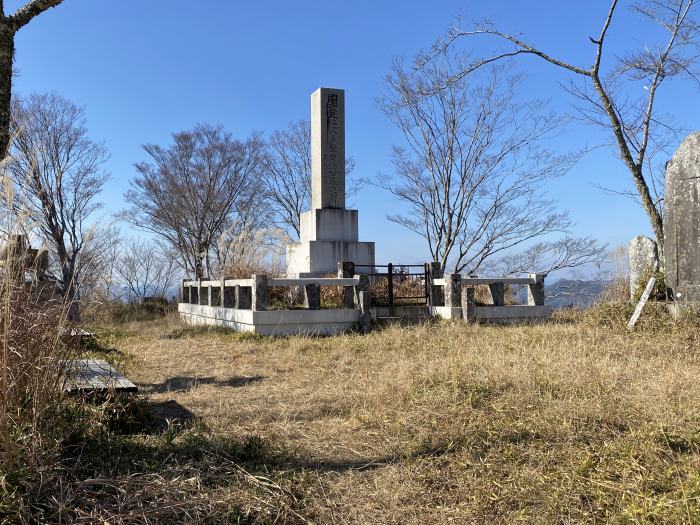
left=62, top=305, right=700, bottom=524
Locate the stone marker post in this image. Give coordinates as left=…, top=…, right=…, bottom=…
left=663, top=132, right=700, bottom=302
left=628, top=235, right=658, bottom=300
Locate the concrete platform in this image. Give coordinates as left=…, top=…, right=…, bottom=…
left=178, top=303, right=360, bottom=336
left=432, top=305, right=552, bottom=324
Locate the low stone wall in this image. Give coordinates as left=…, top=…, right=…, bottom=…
left=178, top=303, right=360, bottom=336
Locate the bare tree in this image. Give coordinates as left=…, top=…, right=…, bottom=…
left=378, top=57, right=606, bottom=274
left=0, top=1, right=64, bottom=157
left=262, top=120, right=356, bottom=239
left=123, top=124, right=264, bottom=279
left=74, top=223, right=120, bottom=307
left=429, top=0, right=700, bottom=260
left=114, top=238, right=179, bottom=303
left=7, top=93, right=110, bottom=320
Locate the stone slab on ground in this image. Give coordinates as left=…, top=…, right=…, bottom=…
left=64, top=359, right=138, bottom=394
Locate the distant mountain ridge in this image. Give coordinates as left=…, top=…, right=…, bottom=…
left=516, top=279, right=611, bottom=309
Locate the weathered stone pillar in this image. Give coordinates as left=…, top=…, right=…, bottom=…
left=664, top=132, right=700, bottom=302
left=304, top=284, right=321, bottom=310
left=428, top=261, right=444, bottom=307
left=197, top=278, right=205, bottom=305
left=461, top=286, right=476, bottom=323
left=629, top=235, right=659, bottom=300
left=487, top=282, right=505, bottom=306
left=527, top=273, right=546, bottom=306
left=443, top=273, right=462, bottom=307
left=338, top=260, right=355, bottom=308
left=251, top=274, right=268, bottom=311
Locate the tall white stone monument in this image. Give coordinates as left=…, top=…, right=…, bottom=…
left=286, top=87, right=375, bottom=277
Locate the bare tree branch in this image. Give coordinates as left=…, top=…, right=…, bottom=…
left=122, top=124, right=264, bottom=279
left=8, top=0, right=63, bottom=32
left=378, top=56, right=604, bottom=275
left=429, top=0, right=700, bottom=261
left=6, top=93, right=110, bottom=320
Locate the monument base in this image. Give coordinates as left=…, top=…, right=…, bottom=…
left=286, top=240, right=375, bottom=277
left=300, top=208, right=359, bottom=242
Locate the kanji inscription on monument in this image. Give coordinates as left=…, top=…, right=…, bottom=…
left=311, top=87, right=345, bottom=209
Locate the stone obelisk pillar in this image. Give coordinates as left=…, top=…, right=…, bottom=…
left=311, top=88, right=345, bottom=210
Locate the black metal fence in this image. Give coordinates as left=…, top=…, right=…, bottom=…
left=354, top=263, right=430, bottom=307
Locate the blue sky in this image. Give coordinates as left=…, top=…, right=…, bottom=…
left=8, top=0, right=700, bottom=267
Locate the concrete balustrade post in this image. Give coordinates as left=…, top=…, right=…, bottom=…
left=487, top=282, right=505, bottom=306
left=338, top=260, right=356, bottom=308
left=461, top=286, right=476, bottom=323
left=527, top=273, right=546, bottom=306
left=444, top=273, right=462, bottom=307
left=354, top=274, right=372, bottom=332
left=234, top=285, right=249, bottom=309
left=197, top=279, right=206, bottom=305
left=428, top=261, right=444, bottom=307
left=304, top=284, right=321, bottom=310
left=251, top=274, right=268, bottom=311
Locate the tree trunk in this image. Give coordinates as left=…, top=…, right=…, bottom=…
left=62, top=263, right=80, bottom=322
left=194, top=251, right=205, bottom=280
left=0, top=21, right=14, bottom=159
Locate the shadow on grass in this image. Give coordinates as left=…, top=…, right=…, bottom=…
left=163, top=326, right=271, bottom=341
left=140, top=375, right=266, bottom=394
